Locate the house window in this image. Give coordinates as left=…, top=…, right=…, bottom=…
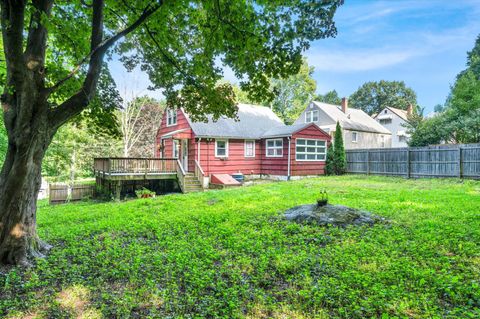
left=399, top=135, right=407, bottom=142
left=305, top=110, right=319, bottom=123
left=266, top=139, right=283, bottom=157
left=167, top=109, right=177, bottom=126
left=172, top=139, right=179, bottom=158
left=352, top=131, right=358, bottom=143
left=244, top=140, right=255, bottom=157
left=215, top=139, right=228, bottom=157
left=296, top=139, right=326, bottom=161
left=379, top=118, right=392, bottom=124
left=381, top=135, right=385, bottom=148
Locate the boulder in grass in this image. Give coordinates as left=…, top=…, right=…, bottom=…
left=284, top=204, right=386, bottom=227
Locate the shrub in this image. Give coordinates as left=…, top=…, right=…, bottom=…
left=135, top=187, right=156, bottom=199
left=331, top=121, right=347, bottom=175
left=325, top=143, right=335, bottom=175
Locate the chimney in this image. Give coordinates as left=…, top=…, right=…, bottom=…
left=407, top=104, right=413, bottom=116
left=341, top=97, right=348, bottom=113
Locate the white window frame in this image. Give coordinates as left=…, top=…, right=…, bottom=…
left=166, top=109, right=177, bottom=126
left=352, top=131, right=358, bottom=143
left=244, top=140, right=255, bottom=158
left=305, top=110, right=319, bottom=123
left=266, top=138, right=284, bottom=157
left=295, top=138, right=327, bottom=161
left=172, top=139, right=179, bottom=158
left=215, top=139, right=229, bottom=158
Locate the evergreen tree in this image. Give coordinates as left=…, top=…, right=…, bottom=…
left=325, top=143, right=335, bottom=175
left=333, top=122, right=347, bottom=175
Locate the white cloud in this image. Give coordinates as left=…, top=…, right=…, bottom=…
left=307, top=49, right=417, bottom=72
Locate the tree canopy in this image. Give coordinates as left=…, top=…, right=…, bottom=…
left=349, top=80, right=417, bottom=115
left=315, top=90, right=342, bottom=105
left=0, top=0, right=343, bottom=265
left=408, top=35, right=480, bottom=146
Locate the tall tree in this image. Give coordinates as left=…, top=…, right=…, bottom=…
left=0, top=0, right=342, bottom=265
left=408, top=35, right=480, bottom=146
left=269, top=59, right=317, bottom=124
left=315, top=90, right=342, bottom=105
left=349, top=80, right=417, bottom=115
left=119, top=96, right=164, bottom=157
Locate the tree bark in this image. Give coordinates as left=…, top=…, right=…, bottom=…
left=0, top=106, right=54, bottom=266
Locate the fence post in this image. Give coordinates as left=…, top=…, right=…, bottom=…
left=406, top=148, right=411, bottom=179
left=458, top=146, right=463, bottom=178
left=366, top=150, right=370, bottom=175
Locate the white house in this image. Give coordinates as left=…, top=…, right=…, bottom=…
left=373, top=106, right=413, bottom=147
left=294, top=98, right=392, bottom=149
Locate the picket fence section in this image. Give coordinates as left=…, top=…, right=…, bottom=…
left=346, top=144, right=480, bottom=179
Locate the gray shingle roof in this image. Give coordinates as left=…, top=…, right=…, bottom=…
left=262, top=123, right=319, bottom=138
left=185, top=103, right=285, bottom=139
left=312, top=101, right=391, bottom=134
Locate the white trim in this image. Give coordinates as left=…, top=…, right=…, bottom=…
left=172, top=139, right=179, bottom=158
left=166, top=109, right=177, bottom=127
left=266, top=138, right=284, bottom=157
left=352, top=131, right=358, bottom=143
left=215, top=139, right=229, bottom=158
left=305, top=110, right=319, bottom=123
left=181, top=139, right=188, bottom=171
left=295, top=138, right=326, bottom=161
left=244, top=140, right=255, bottom=157
left=287, top=137, right=291, bottom=179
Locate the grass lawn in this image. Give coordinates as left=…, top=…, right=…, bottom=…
left=1, top=175, right=479, bottom=318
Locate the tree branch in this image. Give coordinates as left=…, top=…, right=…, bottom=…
left=24, top=0, right=54, bottom=76
left=48, top=1, right=161, bottom=128
left=0, top=0, right=27, bottom=90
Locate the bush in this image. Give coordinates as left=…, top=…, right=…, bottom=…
left=333, top=121, right=347, bottom=174
left=325, top=143, right=335, bottom=175
left=135, top=187, right=156, bottom=199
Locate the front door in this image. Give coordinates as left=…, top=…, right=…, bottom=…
left=181, top=139, right=189, bottom=171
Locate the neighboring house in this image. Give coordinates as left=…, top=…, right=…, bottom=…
left=156, top=104, right=331, bottom=185
left=373, top=105, right=413, bottom=147
left=294, top=98, right=392, bottom=149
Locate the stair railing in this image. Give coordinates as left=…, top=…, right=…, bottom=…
left=176, top=159, right=186, bottom=193
left=194, top=160, right=206, bottom=188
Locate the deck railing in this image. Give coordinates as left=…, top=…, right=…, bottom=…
left=94, top=158, right=178, bottom=175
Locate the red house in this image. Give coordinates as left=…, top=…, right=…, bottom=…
left=156, top=104, right=331, bottom=188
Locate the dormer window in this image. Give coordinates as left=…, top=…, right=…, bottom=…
left=305, top=110, right=319, bottom=123
left=167, top=109, right=177, bottom=126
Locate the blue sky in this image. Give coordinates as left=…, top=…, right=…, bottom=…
left=110, top=0, right=480, bottom=114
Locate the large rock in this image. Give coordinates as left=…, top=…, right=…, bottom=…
left=284, top=204, right=386, bottom=227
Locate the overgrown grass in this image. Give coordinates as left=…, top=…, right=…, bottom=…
left=1, top=175, right=479, bottom=318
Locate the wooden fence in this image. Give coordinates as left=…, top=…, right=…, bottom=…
left=49, top=183, right=95, bottom=204
left=346, top=144, right=480, bottom=179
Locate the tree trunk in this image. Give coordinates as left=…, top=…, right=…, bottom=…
left=0, top=111, right=53, bottom=266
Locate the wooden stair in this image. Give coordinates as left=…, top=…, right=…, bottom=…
left=182, top=173, right=203, bottom=193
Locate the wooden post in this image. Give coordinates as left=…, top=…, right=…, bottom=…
left=458, top=146, right=463, bottom=179
left=115, top=181, right=122, bottom=201
left=406, top=148, right=411, bottom=179
left=366, top=150, right=370, bottom=175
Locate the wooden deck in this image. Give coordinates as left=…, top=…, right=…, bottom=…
left=93, top=158, right=206, bottom=197
left=94, top=158, right=179, bottom=180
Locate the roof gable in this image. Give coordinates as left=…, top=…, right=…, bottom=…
left=310, top=101, right=391, bottom=134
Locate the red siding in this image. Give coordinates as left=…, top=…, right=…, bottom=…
left=155, top=110, right=331, bottom=177
left=197, top=139, right=262, bottom=176
left=260, top=137, right=289, bottom=176
left=290, top=125, right=331, bottom=176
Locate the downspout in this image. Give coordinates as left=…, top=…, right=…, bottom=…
left=287, top=136, right=291, bottom=180
left=197, top=138, right=201, bottom=162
